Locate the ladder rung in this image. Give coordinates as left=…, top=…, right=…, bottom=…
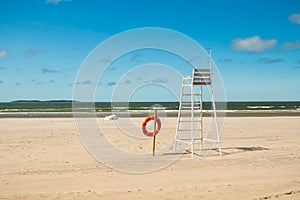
left=181, top=102, right=201, bottom=104
left=203, top=138, right=220, bottom=143
left=179, top=119, right=202, bottom=121
left=181, top=104, right=201, bottom=106
left=178, top=129, right=202, bottom=131
left=179, top=118, right=203, bottom=120
left=181, top=106, right=201, bottom=108
left=176, top=138, right=203, bottom=141
left=175, top=139, right=202, bottom=144
left=180, top=116, right=202, bottom=118
left=193, top=82, right=211, bottom=85
left=180, top=108, right=202, bottom=110
left=180, top=107, right=202, bottom=109
left=175, top=139, right=192, bottom=144
left=194, top=77, right=210, bottom=80
left=194, top=68, right=211, bottom=72
left=180, top=107, right=201, bottom=109
left=179, top=110, right=202, bottom=111
left=179, top=120, right=202, bottom=122
left=180, top=108, right=201, bottom=110
left=180, top=109, right=202, bottom=111
left=182, top=94, right=201, bottom=96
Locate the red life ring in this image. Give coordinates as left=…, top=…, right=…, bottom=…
left=141, top=116, right=161, bottom=137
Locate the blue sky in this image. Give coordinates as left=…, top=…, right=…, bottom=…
left=0, top=0, right=299, bottom=102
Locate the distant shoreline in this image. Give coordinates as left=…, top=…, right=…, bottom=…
left=1, top=110, right=300, bottom=118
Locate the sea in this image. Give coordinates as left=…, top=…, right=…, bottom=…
left=0, top=101, right=300, bottom=113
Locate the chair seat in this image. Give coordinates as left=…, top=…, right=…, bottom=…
left=192, top=68, right=211, bottom=85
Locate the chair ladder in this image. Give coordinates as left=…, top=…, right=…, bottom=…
left=174, top=67, right=222, bottom=158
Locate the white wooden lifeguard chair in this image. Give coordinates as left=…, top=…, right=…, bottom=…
left=174, top=50, right=222, bottom=158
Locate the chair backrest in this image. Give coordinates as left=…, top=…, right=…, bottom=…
left=192, top=68, right=211, bottom=85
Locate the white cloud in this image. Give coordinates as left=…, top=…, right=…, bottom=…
left=46, top=0, right=71, bottom=4
left=282, top=41, right=300, bottom=50
left=0, top=50, right=8, bottom=58
left=230, top=36, right=277, bottom=53
left=288, top=13, right=300, bottom=24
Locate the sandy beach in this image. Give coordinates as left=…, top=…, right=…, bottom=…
left=0, top=116, right=300, bottom=199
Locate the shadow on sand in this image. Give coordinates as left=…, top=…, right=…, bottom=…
left=212, top=146, right=269, bottom=156
left=161, top=146, right=269, bottom=158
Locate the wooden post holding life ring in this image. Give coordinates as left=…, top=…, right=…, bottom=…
left=152, top=109, right=157, bottom=156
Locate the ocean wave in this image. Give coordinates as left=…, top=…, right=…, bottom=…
left=247, top=106, right=274, bottom=109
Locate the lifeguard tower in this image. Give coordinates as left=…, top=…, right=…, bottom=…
left=174, top=49, right=222, bottom=158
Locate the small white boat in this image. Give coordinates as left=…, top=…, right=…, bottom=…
left=104, top=114, right=118, bottom=120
